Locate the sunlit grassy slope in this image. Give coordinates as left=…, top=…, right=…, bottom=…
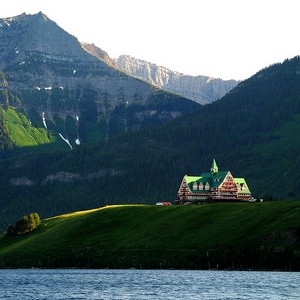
left=0, top=202, right=300, bottom=270
left=2, top=107, right=50, bottom=147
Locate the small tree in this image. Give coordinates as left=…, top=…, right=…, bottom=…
left=5, top=212, right=41, bottom=236
left=31, top=212, right=41, bottom=227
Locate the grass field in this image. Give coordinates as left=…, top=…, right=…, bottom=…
left=0, top=202, right=300, bottom=270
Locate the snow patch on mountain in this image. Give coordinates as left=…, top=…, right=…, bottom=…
left=42, top=112, right=47, bottom=130
left=59, top=133, right=73, bottom=150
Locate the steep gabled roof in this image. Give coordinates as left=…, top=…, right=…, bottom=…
left=235, top=178, right=252, bottom=194
left=200, top=171, right=229, bottom=188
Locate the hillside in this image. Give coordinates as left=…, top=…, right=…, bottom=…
left=0, top=203, right=299, bottom=270
left=114, top=54, right=239, bottom=105
left=0, top=12, right=199, bottom=151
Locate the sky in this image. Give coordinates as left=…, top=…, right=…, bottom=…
left=0, top=0, right=300, bottom=80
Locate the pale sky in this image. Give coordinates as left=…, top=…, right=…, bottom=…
left=1, top=0, right=300, bottom=80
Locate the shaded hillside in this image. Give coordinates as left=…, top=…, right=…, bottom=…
left=1, top=57, right=300, bottom=229
left=0, top=203, right=300, bottom=270
left=0, top=12, right=199, bottom=151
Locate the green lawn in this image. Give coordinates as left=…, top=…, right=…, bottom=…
left=0, top=202, right=300, bottom=270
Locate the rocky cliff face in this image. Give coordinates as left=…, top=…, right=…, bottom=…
left=0, top=13, right=199, bottom=151
left=115, top=55, right=240, bottom=105
left=81, top=43, right=120, bottom=70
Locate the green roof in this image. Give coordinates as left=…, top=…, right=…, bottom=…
left=185, top=171, right=228, bottom=193
left=184, top=172, right=251, bottom=195
left=184, top=176, right=202, bottom=184
left=200, top=171, right=228, bottom=188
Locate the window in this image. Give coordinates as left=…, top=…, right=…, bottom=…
left=226, top=175, right=233, bottom=181
left=205, top=182, right=210, bottom=191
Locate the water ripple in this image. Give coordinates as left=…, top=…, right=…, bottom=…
left=0, top=269, right=299, bottom=299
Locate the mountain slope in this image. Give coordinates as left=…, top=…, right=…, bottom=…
left=114, top=55, right=239, bottom=104
left=0, top=12, right=199, bottom=151
left=1, top=203, right=300, bottom=269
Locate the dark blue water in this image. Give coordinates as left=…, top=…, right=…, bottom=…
left=0, top=269, right=299, bottom=299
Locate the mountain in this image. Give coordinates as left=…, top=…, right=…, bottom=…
left=0, top=12, right=199, bottom=151
left=114, top=55, right=239, bottom=105
left=1, top=56, right=300, bottom=229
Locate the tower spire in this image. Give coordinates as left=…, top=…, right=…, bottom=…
left=210, top=159, right=218, bottom=174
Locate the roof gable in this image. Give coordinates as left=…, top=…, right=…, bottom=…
left=234, top=178, right=251, bottom=194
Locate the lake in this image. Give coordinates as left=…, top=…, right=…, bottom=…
left=0, top=269, right=299, bottom=299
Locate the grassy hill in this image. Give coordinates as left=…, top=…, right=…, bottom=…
left=0, top=202, right=300, bottom=270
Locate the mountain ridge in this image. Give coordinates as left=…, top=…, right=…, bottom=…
left=0, top=12, right=96, bottom=71
left=114, top=54, right=239, bottom=104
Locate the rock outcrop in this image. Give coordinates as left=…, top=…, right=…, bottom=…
left=115, top=55, right=240, bottom=105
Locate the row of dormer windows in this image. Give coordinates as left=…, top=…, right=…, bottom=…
left=193, top=182, right=210, bottom=190
left=191, top=181, right=247, bottom=191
